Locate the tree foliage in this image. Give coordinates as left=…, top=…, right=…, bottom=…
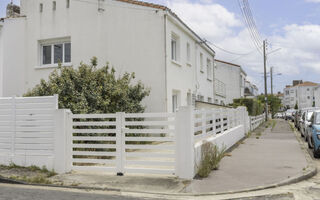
left=24, top=57, right=150, bottom=114
left=258, top=94, right=282, bottom=117
left=233, top=98, right=264, bottom=116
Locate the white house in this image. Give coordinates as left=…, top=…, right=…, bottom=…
left=214, top=59, right=246, bottom=105
left=244, top=80, right=258, bottom=98
left=283, top=81, right=318, bottom=109
left=0, top=0, right=216, bottom=113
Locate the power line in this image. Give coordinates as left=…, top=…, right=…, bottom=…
left=209, top=42, right=261, bottom=56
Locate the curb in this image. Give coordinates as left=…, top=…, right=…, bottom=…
left=0, top=120, right=317, bottom=197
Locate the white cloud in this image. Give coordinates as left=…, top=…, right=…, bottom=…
left=305, top=0, right=320, bottom=3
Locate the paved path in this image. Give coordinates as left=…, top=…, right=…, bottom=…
left=186, top=119, right=308, bottom=193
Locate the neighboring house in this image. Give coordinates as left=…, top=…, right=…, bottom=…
left=0, top=0, right=216, bottom=113
left=244, top=80, right=258, bottom=98
left=214, top=59, right=247, bottom=105
left=283, top=81, right=318, bottom=109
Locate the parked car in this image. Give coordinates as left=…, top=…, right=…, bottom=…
left=307, top=111, right=320, bottom=158
left=294, top=110, right=302, bottom=129
left=275, top=112, right=284, bottom=118
left=285, top=109, right=295, bottom=122
left=300, top=109, right=317, bottom=140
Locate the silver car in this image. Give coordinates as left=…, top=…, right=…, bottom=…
left=301, top=108, right=320, bottom=141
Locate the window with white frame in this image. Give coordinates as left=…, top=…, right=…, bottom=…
left=171, top=34, right=179, bottom=62
left=207, top=58, right=212, bottom=80
left=200, top=53, right=203, bottom=72
left=186, top=43, right=191, bottom=63
left=41, top=41, right=71, bottom=66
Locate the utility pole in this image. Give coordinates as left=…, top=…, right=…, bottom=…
left=263, top=40, right=268, bottom=121
left=270, top=66, right=273, bottom=95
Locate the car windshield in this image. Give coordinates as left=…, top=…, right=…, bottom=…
left=315, top=113, right=320, bottom=124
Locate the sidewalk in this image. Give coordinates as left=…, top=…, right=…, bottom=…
left=186, top=119, right=309, bottom=193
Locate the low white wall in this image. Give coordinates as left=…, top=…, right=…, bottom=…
left=194, top=125, right=245, bottom=175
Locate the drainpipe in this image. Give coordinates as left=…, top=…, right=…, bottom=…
left=164, top=12, right=168, bottom=112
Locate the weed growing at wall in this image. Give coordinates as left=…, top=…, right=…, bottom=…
left=197, top=142, right=226, bottom=178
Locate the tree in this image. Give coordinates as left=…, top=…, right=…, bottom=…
left=24, top=57, right=150, bottom=114
left=258, top=94, right=282, bottom=117
left=294, top=102, right=298, bottom=110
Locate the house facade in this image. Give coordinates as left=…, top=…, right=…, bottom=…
left=214, top=60, right=247, bottom=105
left=0, top=0, right=216, bottom=113
left=283, top=81, right=318, bottom=109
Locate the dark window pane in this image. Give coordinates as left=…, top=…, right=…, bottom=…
left=54, top=44, right=63, bottom=64
left=64, top=43, right=71, bottom=63
left=42, top=45, right=51, bottom=65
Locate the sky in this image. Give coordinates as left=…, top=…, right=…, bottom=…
left=1, top=0, right=320, bottom=94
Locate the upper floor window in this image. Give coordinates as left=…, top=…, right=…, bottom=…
left=41, top=41, right=71, bottom=66
left=39, top=3, right=43, bottom=12
left=200, top=53, right=203, bottom=72
left=66, top=0, right=70, bottom=8
left=307, top=88, right=310, bottom=91
left=53, top=1, right=57, bottom=11
left=207, top=59, right=212, bottom=80
left=186, top=43, right=191, bottom=63
left=171, top=34, right=180, bottom=62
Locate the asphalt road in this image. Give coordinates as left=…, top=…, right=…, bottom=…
left=0, top=184, right=164, bottom=200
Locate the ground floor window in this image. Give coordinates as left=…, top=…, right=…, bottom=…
left=41, top=41, right=71, bottom=66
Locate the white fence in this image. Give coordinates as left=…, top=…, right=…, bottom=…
left=0, top=96, right=59, bottom=169
left=250, top=114, right=265, bottom=131
left=0, top=96, right=265, bottom=179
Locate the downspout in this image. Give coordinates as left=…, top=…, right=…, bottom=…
left=164, top=12, right=168, bottom=112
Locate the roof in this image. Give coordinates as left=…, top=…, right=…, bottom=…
left=116, top=0, right=215, bottom=55
left=296, top=81, right=318, bottom=87
left=215, top=59, right=241, bottom=67
left=116, top=0, right=167, bottom=10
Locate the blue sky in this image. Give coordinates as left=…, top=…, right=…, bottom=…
left=1, top=0, right=320, bottom=94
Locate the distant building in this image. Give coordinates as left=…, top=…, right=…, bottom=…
left=214, top=60, right=247, bottom=105
left=283, top=81, right=318, bottom=109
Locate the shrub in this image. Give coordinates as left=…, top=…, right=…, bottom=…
left=24, top=57, right=150, bottom=114
left=233, top=98, right=264, bottom=116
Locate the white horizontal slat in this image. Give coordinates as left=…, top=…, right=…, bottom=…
left=72, top=129, right=116, bottom=134
left=0, top=132, right=12, bottom=137
left=15, top=138, right=53, bottom=144
left=16, top=132, right=53, bottom=138
left=126, top=152, right=175, bottom=158
left=15, top=150, right=53, bottom=156
left=72, top=121, right=117, bottom=126
left=124, top=121, right=174, bottom=126
left=14, top=96, right=56, bottom=104
left=124, top=113, right=175, bottom=118
left=0, top=110, right=12, bottom=115
left=16, top=109, right=54, bottom=115
left=194, top=126, right=203, bottom=132
left=0, top=138, right=11, bottom=143
left=0, top=115, right=12, bottom=121
left=0, top=127, right=13, bottom=132
left=124, top=168, right=174, bottom=175
left=15, top=144, right=53, bottom=150
left=0, top=104, right=12, bottom=109
left=0, top=122, right=13, bottom=126
left=72, top=151, right=116, bottom=156
left=15, top=103, right=55, bottom=109
left=16, top=127, right=54, bottom=132
left=126, top=160, right=175, bottom=166
left=123, top=129, right=174, bottom=134
left=125, top=145, right=174, bottom=150
left=71, top=166, right=116, bottom=172
left=72, top=158, right=116, bottom=164
left=194, top=118, right=203, bottom=123
left=16, top=121, right=54, bottom=126
left=125, top=137, right=174, bottom=142
left=72, top=114, right=116, bottom=119
left=16, top=115, right=54, bottom=121
left=72, top=144, right=116, bottom=149
left=72, top=136, right=116, bottom=141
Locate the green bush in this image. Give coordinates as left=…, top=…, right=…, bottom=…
left=24, top=57, right=150, bottom=114
left=233, top=98, right=264, bottom=116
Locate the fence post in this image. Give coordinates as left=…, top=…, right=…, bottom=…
left=220, top=108, right=224, bottom=133
left=175, top=106, right=195, bottom=179
left=54, top=109, right=72, bottom=173
left=116, top=112, right=125, bottom=175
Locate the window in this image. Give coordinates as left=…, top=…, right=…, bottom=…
left=66, top=0, right=70, bottom=8
left=41, top=42, right=71, bottom=66
left=290, top=90, right=294, bottom=93
left=208, top=97, right=212, bottom=103
left=186, top=43, right=191, bottom=63
left=187, top=93, right=192, bottom=106
left=172, top=94, right=178, bottom=112
left=307, top=88, right=310, bottom=91
left=40, top=3, right=43, bottom=12
left=207, top=59, right=212, bottom=80
left=200, top=53, right=203, bottom=72
left=53, top=1, right=56, bottom=11
left=171, top=34, right=179, bottom=62
left=285, top=91, right=289, bottom=95
left=308, top=96, right=310, bottom=99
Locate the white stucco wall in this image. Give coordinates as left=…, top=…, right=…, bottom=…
left=297, top=86, right=316, bottom=109
left=3, top=0, right=168, bottom=112
left=214, top=60, right=243, bottom=105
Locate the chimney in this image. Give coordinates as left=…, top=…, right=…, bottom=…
left=292, top=80, right=303, bottom=86
left=6, top=3, right=20, bottom=18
